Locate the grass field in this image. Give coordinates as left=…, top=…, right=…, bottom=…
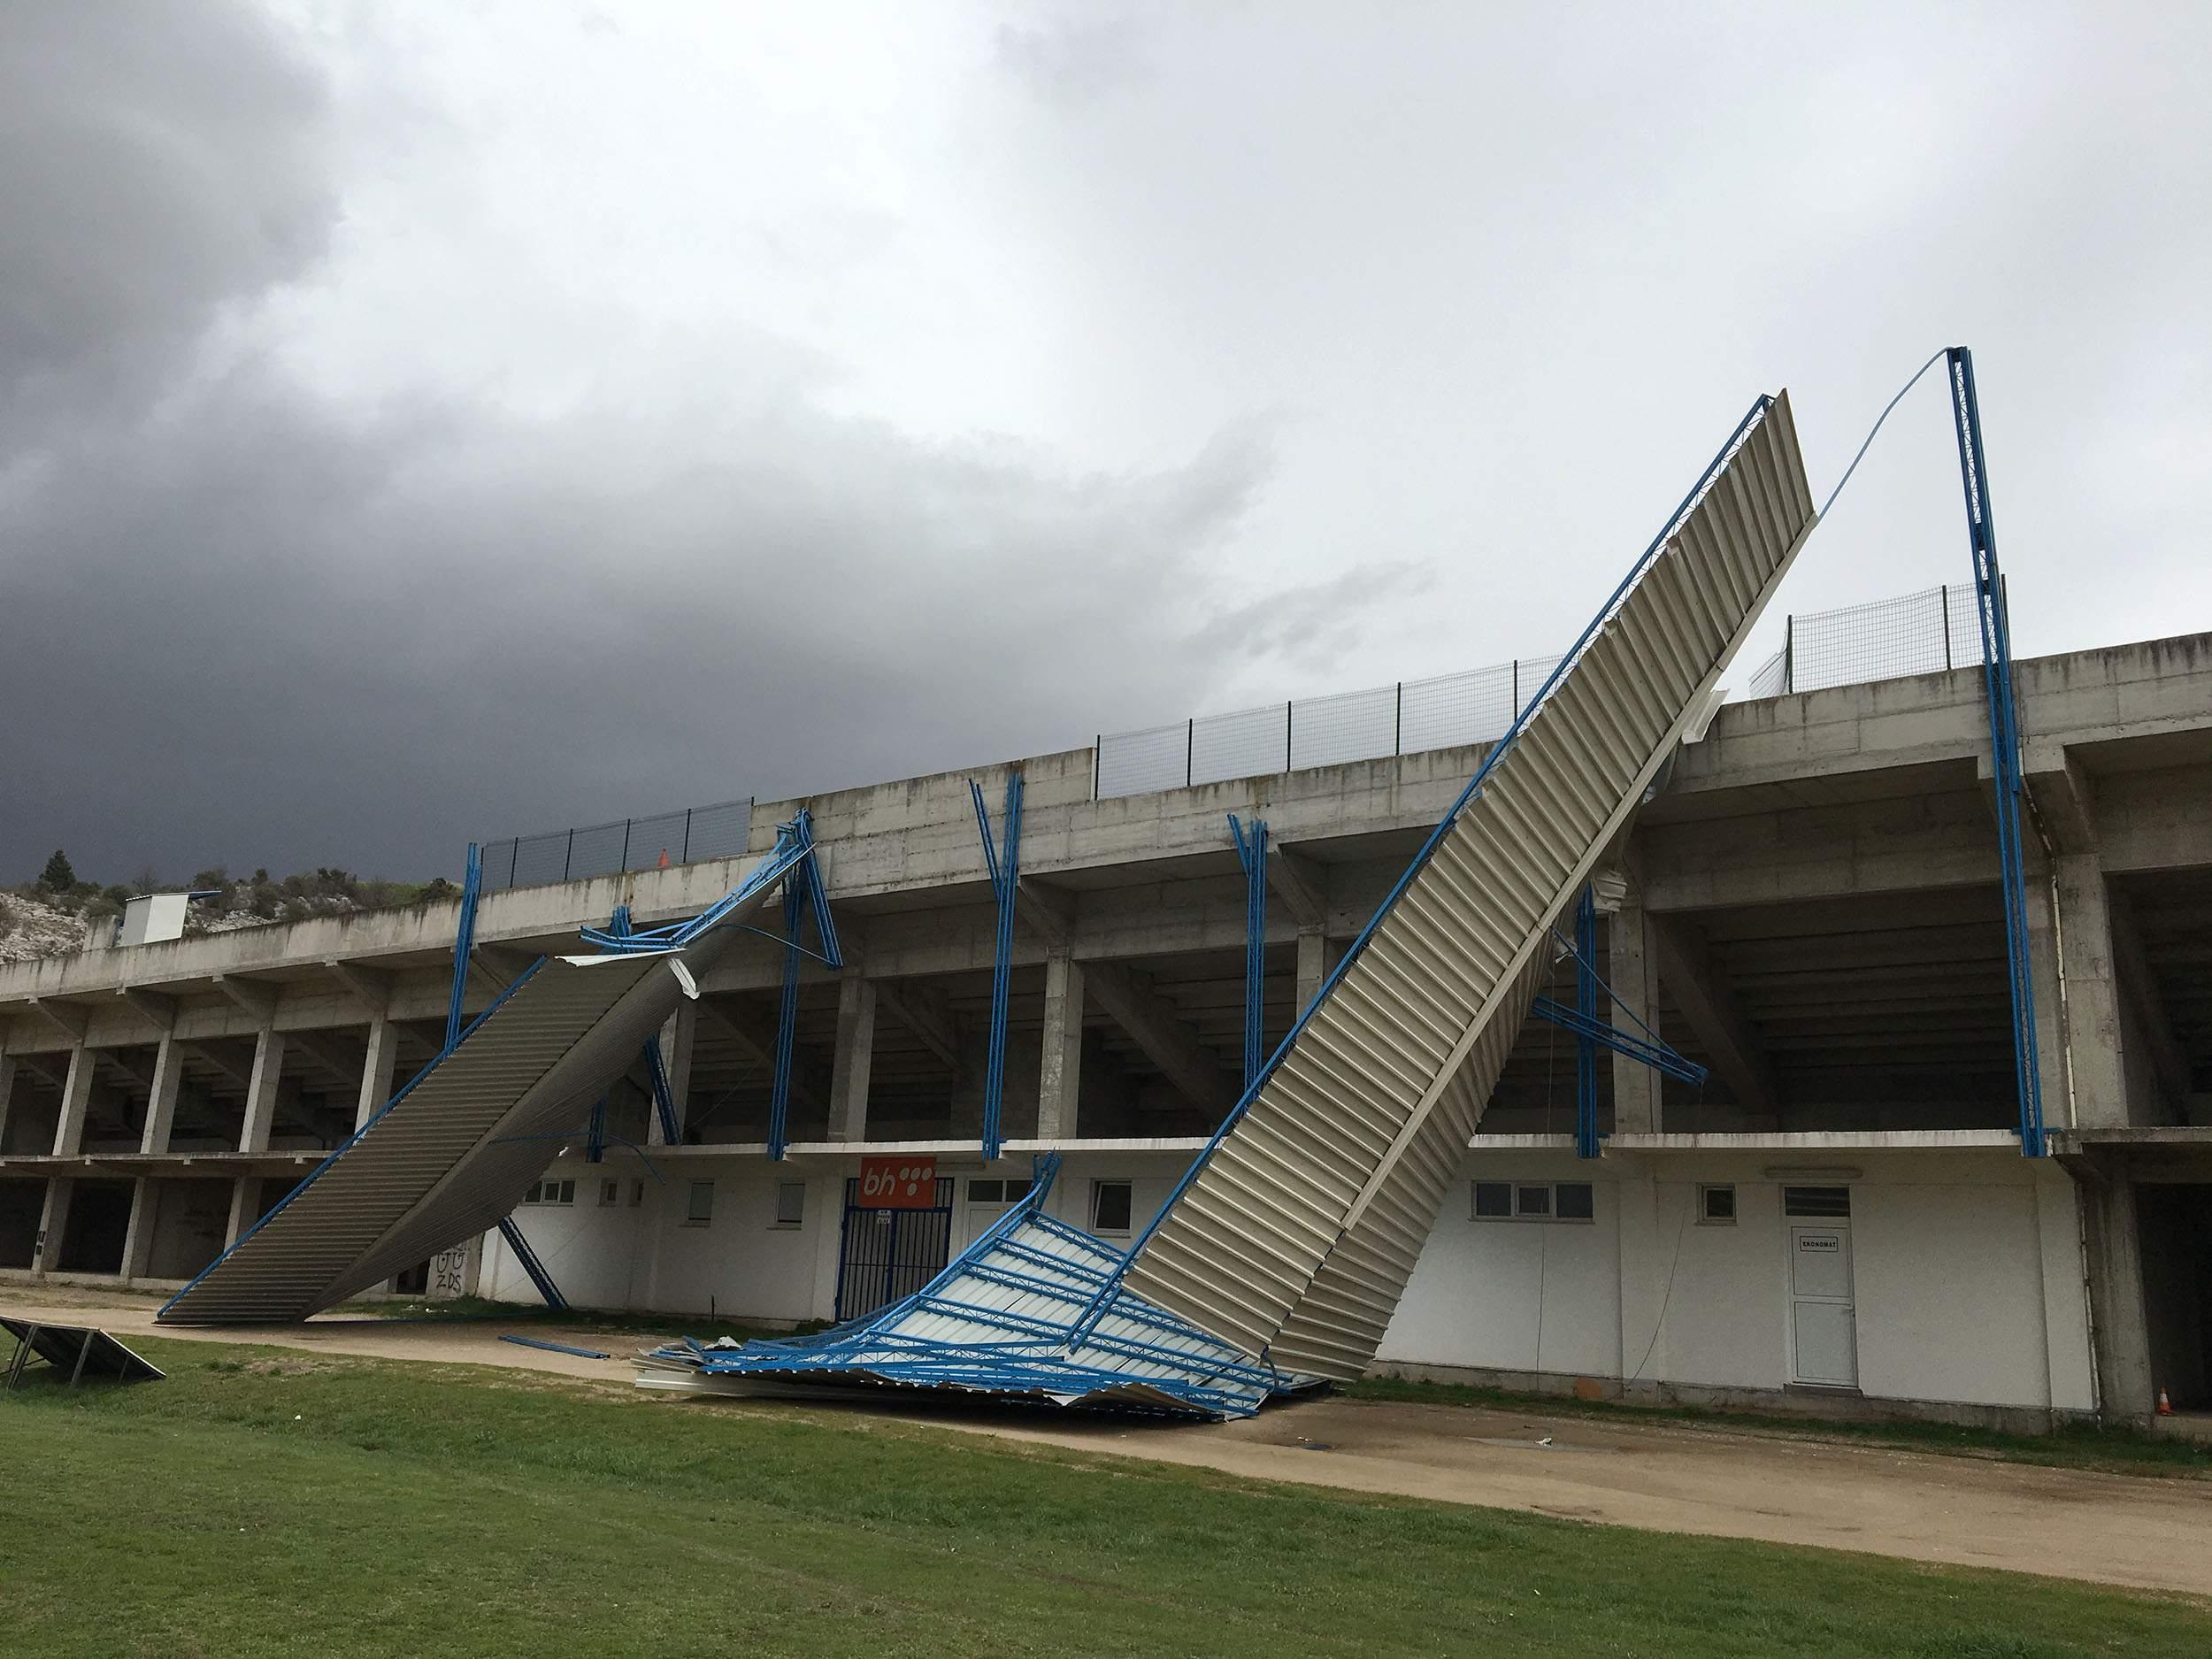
left=4, top=1340, right=2209, bottom=1659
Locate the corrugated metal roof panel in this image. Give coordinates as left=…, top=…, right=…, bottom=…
left=1121, top=393, right=1816, bottom=1379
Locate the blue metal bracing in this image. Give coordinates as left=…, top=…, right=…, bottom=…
left=576, top=810, right=834, bottom=956
left=643, top=1035, right=682, bottom=1145
left=638, top=1156, right=1307, bottom=1418
left=1228, top=815, right=1270, bottom=1087
left=1532, top=998, right=1707, bottom=1087
left=1946, top=347, right=2047, bottom=1157
left=445, top=841, right=483, bottom=1052
left=769, top=861, right=804, bottom=1163
left=1572, top=887, right=1601, bottom=1158
left=497, top=1216, right=568, bottom=1312
left=970, top=773, right=1025, bottom=1160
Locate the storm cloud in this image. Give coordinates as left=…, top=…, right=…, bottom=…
left=4, top=3, right=2208, bottom=882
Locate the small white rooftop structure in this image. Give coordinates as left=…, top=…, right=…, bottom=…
left=117, top=891, right=218, bottom=948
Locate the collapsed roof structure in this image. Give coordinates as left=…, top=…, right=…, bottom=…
left=160, top=388, right=1818, bottom=1417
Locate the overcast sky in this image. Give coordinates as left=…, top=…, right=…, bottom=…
left=4, top=2, right=2207, bottom=883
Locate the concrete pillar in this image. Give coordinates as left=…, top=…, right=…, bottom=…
left=1294, top=928, right=1339, bottom=1018
left=2078, top=1169, right=2156, bottom=1423
left=119, top=1177, right=156, bottom=1284
left=50, top=1043, right=96, bottom=1156
left=1608, top=900, right=1663, bottom=1134
left=356, top=1015, right=400, bottom=1132
left=647, top=1003, right=696, bottom=1147
left=1037, top=949, right=1086, bottom=1141
left=1613, top=1165, right=1666, bottom=1393
left=2022, top=875, right=2074, bottom=1133
left=2052, top=854, right=2130, bottom=1128
left=238, top=1029, right=286, bottom=1154
left=225, top=1176, right=261, bottom=1248
left=33, top=1177, right=73, bottom=1278
left=0, top=1048, right=16, bottom=1152
left=826, top=975, right=875, bottom=1142
left=140, top=1033, right=184, bottom=1155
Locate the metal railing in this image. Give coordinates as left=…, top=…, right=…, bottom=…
left=480, top=585, right=1996, bottom=873
left=1744, top=581, right=1981, bottom=698
left=480, top=797, right=754, bottom=894
left=1094, top=655, right=1563, bottom=799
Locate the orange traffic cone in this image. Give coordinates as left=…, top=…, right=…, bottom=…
left=2157, top=1388, right=2174, bottom=1417
left=657, top=849, right=670, bottom=869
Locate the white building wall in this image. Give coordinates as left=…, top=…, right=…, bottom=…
left=1377, top=1146, right=2097, bottom=1415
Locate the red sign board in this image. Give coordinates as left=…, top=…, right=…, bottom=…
left=857, top=1156, right=938, bottom=1210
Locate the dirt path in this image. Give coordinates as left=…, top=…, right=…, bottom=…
left=11, top=1289, right=2209, bottom=1597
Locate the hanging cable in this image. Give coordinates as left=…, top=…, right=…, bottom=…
left=1817, top=347, right=1947, bottom=519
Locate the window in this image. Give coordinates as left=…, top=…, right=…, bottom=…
left=523, top=1179, right=574, bottom=1206
left=1471, top=1179, right=1595, bottom=1223
left=970, top=1178, right=1034, bottom=1205
left=1091, top=1180, right=1133, bottom=1233
left=1783, top=1186, right=1851, bottom=1218
left=629, top=1179, right=645, bottom=1208
left=774, top=1181, right=806, bottom=1228
left=599, top=1179, right=620, bottom=1207
left=685, top=1179, right=715, bottom=1226
left=1699, top=1184, right=1737, bottom=1225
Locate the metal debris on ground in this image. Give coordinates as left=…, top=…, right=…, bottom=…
left=2, top=1317, right=165, bottom=1389
left=636, top=1157, right=1316, bottom=1420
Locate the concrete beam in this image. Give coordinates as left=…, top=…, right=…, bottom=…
left=1266, top=843, right=1328, bottom=930
left=211, top=972, right=281, bottom=1025
left=876, top=980, right=964, bottom=1077
left=141, top=1034, right=184, bottom=1155
left=357, top=1014, right=400, bottom=1131
left=1013, top=879, right=1076, bottom=949
left=288, top=1028, right=366, bottom=1089
left=26, top=997, right=88, bottom=1043
left=51, top=1045, right=96, bottom=1157
left=238, top=1030, right=287, bottom=1154
left=1082, top=960, right=1237, bottom=1118
left=118, top=987, right=178, bottom=1033
left=182, top=1041, right=253, bottom=1090
left=648, top=1003, right=695, bottom=1147
left=1037, top=951, right=1085, bottom=1141
left=1647, top=916, right=1778, bottom=1118
left=1609, top=899, right=1663, bottom=1134
left=322, top=958, right=392, bottom=1017
left=826, top=975, right=876, bottom=1143
left=2107, top=889, right=2190, bottom=1113
left=101, top=1048, right=158, bottom=1092
left=2018, top=741, right=2098, bottom=856
left=695, top=995, right=830, bottom=1111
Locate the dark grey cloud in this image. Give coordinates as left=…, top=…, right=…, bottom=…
left=0, top=4, right=1366, bottom=883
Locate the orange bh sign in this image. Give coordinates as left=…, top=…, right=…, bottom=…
left=857, top=1156, right=938, bottom=1210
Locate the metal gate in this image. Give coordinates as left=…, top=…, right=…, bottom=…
left=833, top=1177, right=955, bottom=1323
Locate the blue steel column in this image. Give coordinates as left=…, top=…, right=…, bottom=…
left=970, top=773, right=1025, bottom=1161
left=1229, top=814, right=1269, bottom=1087
left=1946, top=346, right=2047, bottom=1157
left=1573, top=887, right=1601, bottom=1158
left=444, top=842, right=482, bottom=1053
left=768, top=861, right=803, bottom=1162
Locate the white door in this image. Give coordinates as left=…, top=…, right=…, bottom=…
left=1788, top=1225, right=1858, bottom=1386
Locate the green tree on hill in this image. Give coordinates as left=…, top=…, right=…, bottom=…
left=38, top=849, right=75, bottom=892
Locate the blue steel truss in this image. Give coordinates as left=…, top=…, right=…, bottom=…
left=1532, top=998, right=1707, bottom=1087
left=643, top=1033, right=683, bottom=1144
left=497, top=1217, right=568, bottom=1312
left=767, top=810, right=841, bottom=1162
left=1228, top=814, right=1269, bottom=1086
left=1572, top=887, right=1601, bottom=1157
left=444, top=841, right=483, bottom=1051
left=970, top=773, right=1025, bottom=1160
left=577, top=812, right=829, bottom=956
left=1946, top=347, right=2046, bottom=1157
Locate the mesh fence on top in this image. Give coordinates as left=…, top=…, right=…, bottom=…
left=480, top=796, right=755, bottom=893
left=1740, top=582, right=1984, bottom=699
